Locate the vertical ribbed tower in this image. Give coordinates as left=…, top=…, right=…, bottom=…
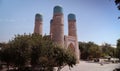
left=51, top=6, right=64, bottom=47
left=34, top=13, right=43, bottom=35
left=68, top=14, right=77, bottom=37
left=68, top=14, right=80, bottom=62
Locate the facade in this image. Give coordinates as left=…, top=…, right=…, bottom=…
left=34, top=6, right=80, bottom=62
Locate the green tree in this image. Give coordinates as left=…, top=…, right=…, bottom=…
left=79, top=41, right=102, bottom=60
left=87, top=42, right=102, bottom=59
left=0, top=47, right=13, bottom=70
left=0, top=34, right=76, bottom=71
left=115, top=0, right=120, bottom=19
left=115, top=0, right=120, bottom=10
left=88, top=44, right=102, bottom=59
left=101, top=43, right=117, bottom=58
left=116, top=39, right=120, bottom=59
left=79, top=42, right=89, bottom=60
left=30, top=34, right=76, bottom=71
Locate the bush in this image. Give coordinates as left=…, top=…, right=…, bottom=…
left=0, top=34, right=77, bottom=71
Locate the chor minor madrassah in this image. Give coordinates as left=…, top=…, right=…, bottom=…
left=34, top=6, right=80, bottom=62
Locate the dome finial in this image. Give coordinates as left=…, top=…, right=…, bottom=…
left=53, top=5, right=63, bottom=14
left=68, top=13, right=76, bottom=20
left=35, top=13, right=43, bottom=21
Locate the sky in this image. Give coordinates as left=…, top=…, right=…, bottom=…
left=0, top=0, right=120, bottom=46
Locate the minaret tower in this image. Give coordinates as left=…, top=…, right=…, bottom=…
left=51, top=6, right=64, bottom=47
left=68, top=13, right=80, bottom=62
left=34, top=13, right=43, bottom=35
left=68, top=14, right=77, bottom=37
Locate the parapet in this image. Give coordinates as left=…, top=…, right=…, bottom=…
left=68, top=13, right=76, bottom=20
left=53, top=5, right=63, bottom=14
left=35, top=13, right=43, bottom=21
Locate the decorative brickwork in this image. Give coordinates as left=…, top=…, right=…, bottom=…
left=34, top=6, right=80, bottom=63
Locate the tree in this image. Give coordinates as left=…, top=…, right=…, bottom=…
left=116, top=39, right=120, bottom=59
left=88, top=44, right=102, bottom=59
left=30, top=34, right=76, bottom=71
left=79, top=42, right=90, bottom=60
left=79, top=41, right=117, bottom=60
left=115, top=0, right=120, bottom=19
left=79, top=41, right=102, bottom=60
left=0, top=34, right=77, bottom=71
left=86, top=42, right=102, bottom=59
left=101, top=43, right=117, bottom=58
left=0, top=47, right=13, bottom=70
left=115, top=0, right=120, bottom=10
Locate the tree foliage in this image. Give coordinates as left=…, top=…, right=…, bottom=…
left=116, top=39, right=120, bottom=59
left=79, top=42, right=102, bottom=60
left=0, top=34, right=76, bottom=71
left=79, top=42, right=117, bottom=60
left=115, top=0, right=120, bottom=10
left=101, top=43, right=117, bottom=58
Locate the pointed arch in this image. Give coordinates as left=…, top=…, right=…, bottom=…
left=68, top=43, right=75, bottom=52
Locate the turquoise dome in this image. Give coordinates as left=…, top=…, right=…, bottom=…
left=68, top=13, right=76, bottom=20
left=54, top=6, right=63, bottom=14
left=35, top=13, right=43, bottom=20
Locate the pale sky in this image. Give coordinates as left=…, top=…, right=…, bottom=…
left=0, top=0, right=120, bottom=46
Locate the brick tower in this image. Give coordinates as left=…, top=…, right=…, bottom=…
left=34, top=13, right=43, bottom=35
left=51, top=6, right=64, bottom=47
left=33, top=6, right=80, bottom=62
left=68, top=14, right=80, bottom=62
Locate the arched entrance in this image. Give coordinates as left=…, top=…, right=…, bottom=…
left=68, top=43, right=75, bottom=52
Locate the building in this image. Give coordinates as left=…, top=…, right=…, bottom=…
left=34, top=6, right=80, bottom=63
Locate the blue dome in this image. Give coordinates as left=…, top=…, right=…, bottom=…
left=54, top=6, right=63, bottom=14
left=35, top=13, right=43, bottom=20
left=68, top=13, right=76, bottom=20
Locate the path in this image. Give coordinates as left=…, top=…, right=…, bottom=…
left=61, top=61, right=120, bottom=71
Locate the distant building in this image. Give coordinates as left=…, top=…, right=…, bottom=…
left=34, top=6, right=80, bottom=63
